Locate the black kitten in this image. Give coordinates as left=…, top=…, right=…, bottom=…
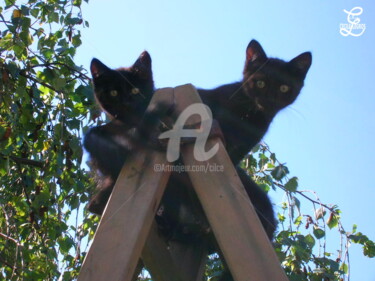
left=85, top=52, right=169, bottom=214
left=90, top=41, right=311, bottom=165
left=198, top=40, right=312, bottom=163
left=90, top=51, right=154, bottom=128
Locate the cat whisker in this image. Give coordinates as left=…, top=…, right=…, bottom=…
left=284, top=106, right=305, bottom=120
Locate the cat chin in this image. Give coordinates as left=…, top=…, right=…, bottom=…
left=254, top=98, right=265, bottom=111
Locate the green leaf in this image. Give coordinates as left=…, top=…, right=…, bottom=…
left=292, top=196, right=300, bottom=210
left=41, top=49, right=54, bottom=59
left=4, top=0, right=13, bottom=8
left=13, top=43, right=26, bottom=59
left=285, top=177, right=298, bottom=192
left=67, top=17, right=83, bottom=25
left=271, top=164, right=289, bottom=181
left=251, top=143, right=261, bottom=153
left=58, top=236, right=74, bottom=255
left=6, top=61, right=21, bottom=78
left=0, top=33, right=14, bottom=50
left=21, top=5, right=30, bottom=16
left=327, top=212, right=339, bottom=229
left=340, top=263, right=348, bottom=274
left=30, top=8, right=40, bottom=18
left=349, top=232, right=369, bottom=244
left=72, top=35, right=82, bottom=47
left=313, top=227, right=325, bottom=239
left=294, top=215, right=303, bottom=226
left=278, top=213, right=286, bottom=223
left=364, top=240, right=375, bottom=257
left=0, top=156, right=9, bottom=176
left=74, top=84, right=93, bottom=102
left=305, top=234, right=316, bottom=248
left=258, top=183, right=270, bottom=193
left=49, top=12, right=59, bottom=23
left=270, top=152, right=276, bottom=163
left=258, top=153, right=268, bottom=169
left=51, top=77, right=66, bottom=91
left=352, top=224, right=358, bottom=233
left=73, top=0, right=82, bottom=6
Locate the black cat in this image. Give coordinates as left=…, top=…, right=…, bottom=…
left=85, top=40, right=311, bottom=221
left=83, top=40, right=311, bottom=280
left=83, top=45, right=279, bottom=238
left=84, top=39, right=312, bottom=236
left=84, top=54, right=275, bottom=238
left=85, top=52, right=170, bottom=214
left=198, top=40, right=311, bottom=163
left=88, top=40, right=311, bottom=166
left=90, top=51, right=154, bottom=128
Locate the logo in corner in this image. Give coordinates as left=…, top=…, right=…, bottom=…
left=339, top=7, right=366, bottom=37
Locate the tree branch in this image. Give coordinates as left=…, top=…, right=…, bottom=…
left=273, top=181, right=338, bottom=214
left=0, top=232, right=22, bottom=246
left=19, top=72, right=60, bottom=93
left=1, top=153, right=45, bottom=168
left=31, top=62, right=91, bottom=81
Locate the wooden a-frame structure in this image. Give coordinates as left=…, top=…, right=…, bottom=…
left=77, top=84, right=289, bottom=281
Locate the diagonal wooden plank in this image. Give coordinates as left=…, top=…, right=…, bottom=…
left=142, top=218, right=208, bottom=281
left=78, top=150, right=171, bottom=281
left=78, top=85, right=176, bottom=281
left=141, top=222, right=187, bottom=281
left=172, top=84, right=288, bottom=281
left=167, top=238, right=209, bottom=281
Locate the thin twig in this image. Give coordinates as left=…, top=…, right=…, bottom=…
left=0, top=232, right=22, bottom=246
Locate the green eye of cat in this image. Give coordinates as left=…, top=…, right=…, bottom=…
left=256, top=80, right=266, bottom=89
left=131, top=88, right=140, bottom=95
left=110, top=90, right=118, bottom=97
left=280, top=85, right=289, bottom=93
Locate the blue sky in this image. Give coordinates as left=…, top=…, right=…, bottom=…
left=76, top=0, right=375, bottom=279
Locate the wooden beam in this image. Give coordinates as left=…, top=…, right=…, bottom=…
left=173, top=84, right=288, bottom=281
left=140, top=86, right=208, bottom=281
left=168, top=238, right=208, bottom=281
left=141, top=222, right=187, bottom=281
left=78, top=137, right=171, bottom=280
left=78, top=84, right=288, bottom=281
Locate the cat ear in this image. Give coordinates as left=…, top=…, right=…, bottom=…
left=289, top=52, right=312, bottom=78
left=133, top=51, right=152, bottom=77
left=246, top=40, right=267, bottom=64
left=90, top=58, right=110, bottom=78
